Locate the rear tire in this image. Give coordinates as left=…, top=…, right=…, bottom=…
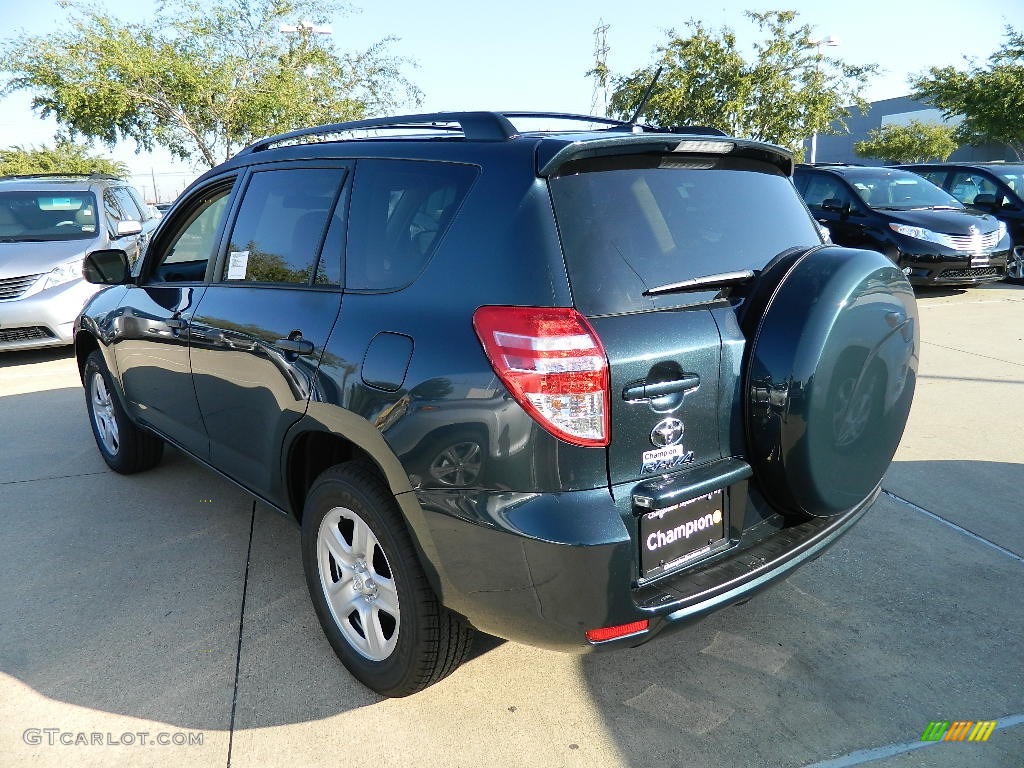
left=301, top=462, right=474, bottom=696
left=84, top=350, right=163, bottom=474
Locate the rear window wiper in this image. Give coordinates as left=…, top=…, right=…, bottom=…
left=643, top=270, right=756, bottom=297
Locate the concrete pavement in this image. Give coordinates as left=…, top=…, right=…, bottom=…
left=1, top=282, right=1021, bottom=767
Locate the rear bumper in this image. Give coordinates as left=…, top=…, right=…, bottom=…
left=411, top=464, right=874, bottom=652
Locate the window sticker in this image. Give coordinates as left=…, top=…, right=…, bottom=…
left=227, top=250, right=249, bottom=280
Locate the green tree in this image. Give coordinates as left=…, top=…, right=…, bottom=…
left=854, top=120, right=958, bottom=163
left=911, top=26, right=1024, bottom=160
left=608, top=10, right=877, bottom=155
left=0, top=140, right=128, bottom=176
left=0, top=0, right=421, bottom=169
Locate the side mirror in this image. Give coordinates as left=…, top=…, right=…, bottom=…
left=972, top=193, right=997, bottom=209
left=115, top=220, right=143, bottom=237
left=821, top=198, right=850, bottom=215
left=84, top=249, right=131, bottom=285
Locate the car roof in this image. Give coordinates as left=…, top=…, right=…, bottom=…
left=797, top=164, right=920, bottom=179
left=898, top=162, right=1024, bottom=172
left=0, top=174, right=124, bottom=192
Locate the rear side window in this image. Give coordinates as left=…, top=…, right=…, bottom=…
left=224, top=167, right=346, bottom=285
left=346, top=159, right=477, bottom=290
left=551, top=156, right=821, bottom=315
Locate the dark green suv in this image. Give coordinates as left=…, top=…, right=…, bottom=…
left=74, top=112, right=919, bottom=696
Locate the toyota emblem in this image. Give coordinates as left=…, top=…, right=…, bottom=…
left=650, top=418, right=685, bottom=447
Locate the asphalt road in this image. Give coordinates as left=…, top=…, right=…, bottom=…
left=1, top=282, right=1022, bottom=768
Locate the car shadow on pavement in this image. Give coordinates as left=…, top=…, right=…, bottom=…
left=913, top=285, right=969, bottom=298
left=3, top=382, right=1022, bottom=767
left=0, top=385, right=506, bottom=735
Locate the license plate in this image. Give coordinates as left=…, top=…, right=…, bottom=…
left=639, top=489, right=726, bottom=577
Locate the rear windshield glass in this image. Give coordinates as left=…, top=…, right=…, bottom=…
left=549, top=156, right=820, bottom=315
left=0, top=191, right=100, bottom=242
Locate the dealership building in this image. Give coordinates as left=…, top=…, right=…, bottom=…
left=809, top=95, right=1017, bottom=164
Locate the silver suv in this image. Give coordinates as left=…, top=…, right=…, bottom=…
left=0, top=174, right=160, bottom=351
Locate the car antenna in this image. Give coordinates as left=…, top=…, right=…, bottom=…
left=626, top=65, right=664, bottom=128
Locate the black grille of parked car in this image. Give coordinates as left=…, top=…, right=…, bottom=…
left=939, top=267, right=1001, bottom=279
left=0, top=326, right=55, bottom=343
left=0, top=273, right=44, bottom=300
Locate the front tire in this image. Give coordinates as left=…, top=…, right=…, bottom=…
left=84, top=350, right=163, bottom=474
left=301, top=462, right=474, bottom=696
left=1006, top=247, right=1024, bottom=284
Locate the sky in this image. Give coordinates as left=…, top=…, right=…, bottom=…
left=0, top=0, right=1019, bottom=200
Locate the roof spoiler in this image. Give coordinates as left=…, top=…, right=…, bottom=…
left=537, top=135, right=794, bottom=178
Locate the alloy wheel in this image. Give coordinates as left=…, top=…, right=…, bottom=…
left=317, top=506, right=400, bottom=661
left=90, top=372, right=120, bottom=455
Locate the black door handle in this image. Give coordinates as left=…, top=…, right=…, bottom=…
left=623, top=374, right=700, bottom=402
left=276, top=337, right=315, bottom=356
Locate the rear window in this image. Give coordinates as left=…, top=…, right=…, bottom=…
left=549, top=156, right=821, bottom=315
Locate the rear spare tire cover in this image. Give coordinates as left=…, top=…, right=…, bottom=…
left=743, top=246, right=919, bottom=517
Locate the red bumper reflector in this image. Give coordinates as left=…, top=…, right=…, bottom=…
left=585, top=619, right=650, bottom=643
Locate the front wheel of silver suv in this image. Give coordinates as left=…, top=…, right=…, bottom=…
left=300, top=462, right=474, bottom=696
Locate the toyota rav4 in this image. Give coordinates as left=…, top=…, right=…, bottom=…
left=74, top=112, right=919, bottom=696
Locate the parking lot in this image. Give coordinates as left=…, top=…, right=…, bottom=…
left=1, top=282, right=1021, bottom=768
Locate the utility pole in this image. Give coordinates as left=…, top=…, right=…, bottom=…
left=809, top=35, right=840, bottom=164
left=589, top=21, right=611, bottom=118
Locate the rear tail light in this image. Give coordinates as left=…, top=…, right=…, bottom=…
left=473, top=306, right=610, bottom=447
left=585, top=620, right=649, bottom=643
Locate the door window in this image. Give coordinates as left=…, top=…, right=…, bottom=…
left=148, top=186, right=232, bottom=283
left=222, top=167, right=346, bottom=285
left=112, top=187, right=143, bottom=222
left=800, top=174, right=854, bottom=208
left=948, top=172, right=999, bottom=205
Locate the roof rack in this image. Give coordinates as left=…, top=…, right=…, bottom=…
left=241, top=112, right=521, bottom=154
left=239, top=111, right=725, bottom=155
